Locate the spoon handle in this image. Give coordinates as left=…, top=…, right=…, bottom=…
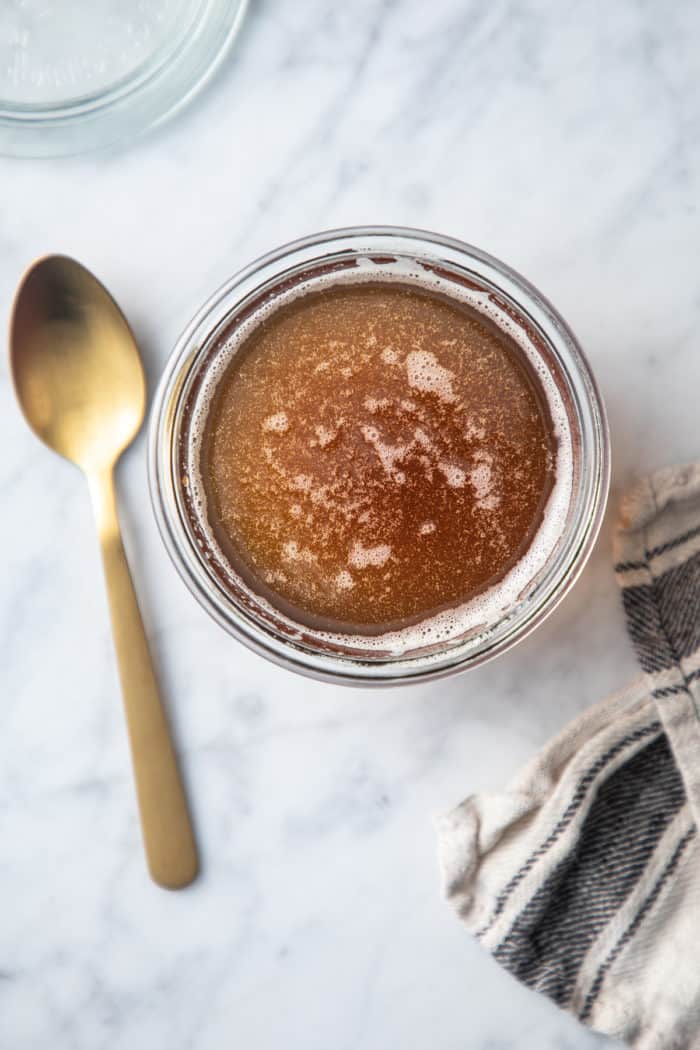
left=88, top=467, right=198, bottom=890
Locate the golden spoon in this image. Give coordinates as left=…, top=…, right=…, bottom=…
left=9, top=255, right=198, bottom=890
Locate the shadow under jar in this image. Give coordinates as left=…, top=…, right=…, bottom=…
left=149, top=227, right=609, bottom=685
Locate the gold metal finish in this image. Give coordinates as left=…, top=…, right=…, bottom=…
left=9, top=255, right=198, bottom=890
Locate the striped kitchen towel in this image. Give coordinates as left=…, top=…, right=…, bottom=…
left=438, top=463, right=700, bottom=1049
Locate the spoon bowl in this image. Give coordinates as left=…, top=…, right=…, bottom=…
left=10, top=256, right=145, bottom=471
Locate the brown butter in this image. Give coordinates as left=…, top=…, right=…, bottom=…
left=201, top=282, right=556, bottom=632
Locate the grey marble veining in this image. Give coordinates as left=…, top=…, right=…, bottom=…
left=2, top=0, right=697, bottom=1046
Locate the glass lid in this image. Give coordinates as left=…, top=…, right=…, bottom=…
left=0, top=0, right=247, bottom=157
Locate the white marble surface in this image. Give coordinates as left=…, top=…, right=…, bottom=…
left=3, top=1, right=700, bottom=1046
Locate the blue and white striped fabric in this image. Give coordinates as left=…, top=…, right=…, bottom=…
left=439, top=464, right=700, bottom=1049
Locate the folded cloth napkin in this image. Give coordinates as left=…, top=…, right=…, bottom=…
left=438, top=464, right=700, bottom=1050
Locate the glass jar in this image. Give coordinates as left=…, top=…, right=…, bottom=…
left=148, top=227, right=610, bottom=685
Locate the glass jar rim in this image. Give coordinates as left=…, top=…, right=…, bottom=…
left=148, top=225, right=610, bottom=686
